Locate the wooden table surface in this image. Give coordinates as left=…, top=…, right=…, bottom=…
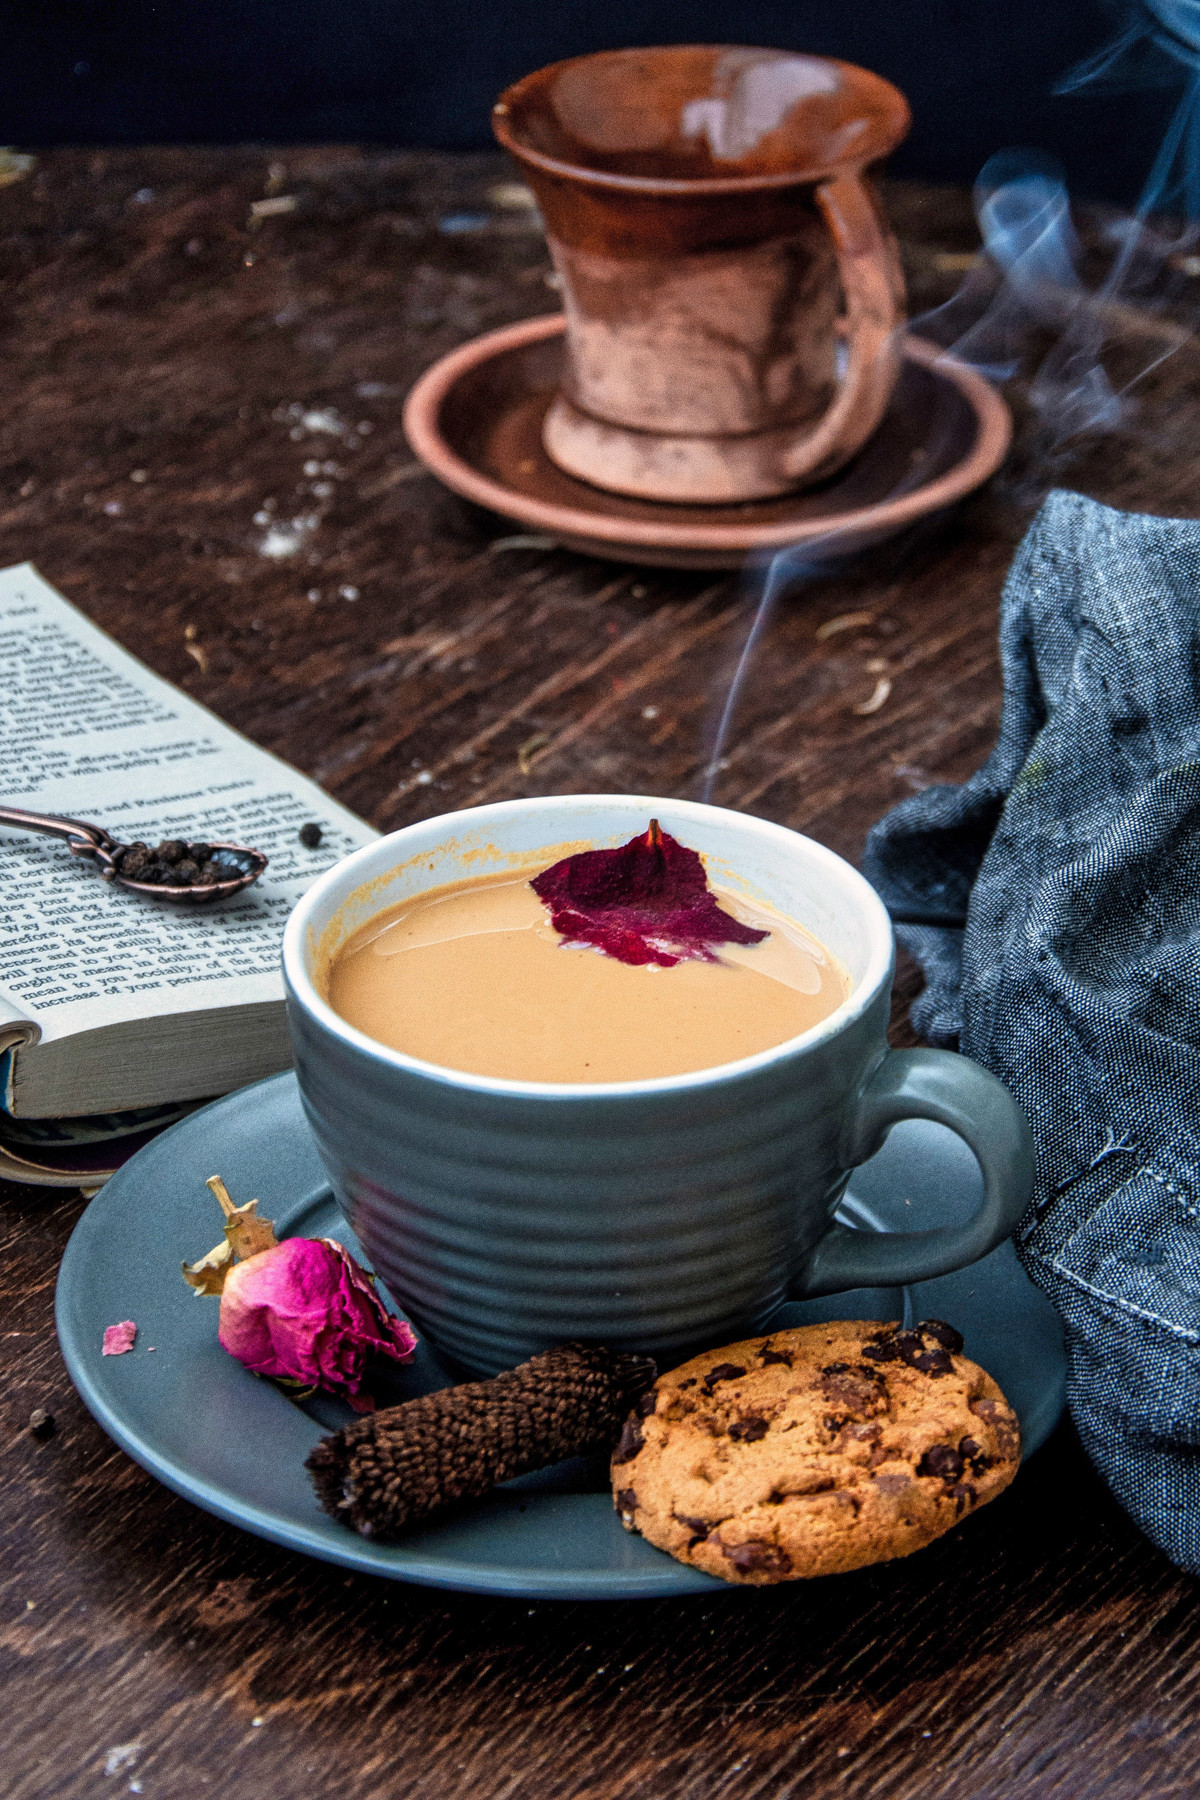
left=3, top=147, right=1200, bottom=1800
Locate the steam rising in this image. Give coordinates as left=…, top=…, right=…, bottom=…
left=701, top=2, right=1200, bottom=800
left=1062, top=1, right=1200, bottom=219
left=918, top=0, right=1200, bottom=448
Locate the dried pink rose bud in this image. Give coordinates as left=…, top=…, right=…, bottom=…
left=217, top=1237, right=417, bottom=1413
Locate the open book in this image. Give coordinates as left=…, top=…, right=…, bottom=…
left=0, top=564, right=376, bottom=1182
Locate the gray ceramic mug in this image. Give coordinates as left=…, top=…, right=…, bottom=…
left=283, top=796, right=1033, bottom=1377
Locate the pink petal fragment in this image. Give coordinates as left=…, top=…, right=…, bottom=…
left=102, top=1320, right=138, bottom=1355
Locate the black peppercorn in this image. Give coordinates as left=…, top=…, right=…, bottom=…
left=112, top=839, right=241, bottom=888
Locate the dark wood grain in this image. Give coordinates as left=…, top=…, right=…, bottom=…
left=2, top=147, right=1199, bottom=1800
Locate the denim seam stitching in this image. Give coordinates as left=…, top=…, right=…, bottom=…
left=1025, top=1158, right=1200, bottom=1259
left=1027, top=1246, right=1200, bottom=1345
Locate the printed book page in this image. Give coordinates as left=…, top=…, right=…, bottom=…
left=0, top=563, right=377, bottom=1046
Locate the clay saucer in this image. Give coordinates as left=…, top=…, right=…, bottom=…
left=403, top=314, right=1011, bottom=571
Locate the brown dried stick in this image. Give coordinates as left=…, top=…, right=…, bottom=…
left=306, top=1343, right=657, bottom=1539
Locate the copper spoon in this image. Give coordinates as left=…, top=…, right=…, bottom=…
left=0, top=805, right=268, bottom=904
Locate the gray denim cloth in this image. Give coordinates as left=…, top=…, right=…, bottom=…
left=862, top=489, right=1200, bottom=1571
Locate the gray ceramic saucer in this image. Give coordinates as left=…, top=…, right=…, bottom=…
left=56, top=1073, right=1065, bottom=1601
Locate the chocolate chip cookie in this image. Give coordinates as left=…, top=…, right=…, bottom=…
left=611, top=1319, right=1020, bottom=1585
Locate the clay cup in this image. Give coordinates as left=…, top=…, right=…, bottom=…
left=492, top=46, right=911, bottom=503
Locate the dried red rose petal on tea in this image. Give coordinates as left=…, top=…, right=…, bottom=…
left=530, top=820, right=768, bottom=968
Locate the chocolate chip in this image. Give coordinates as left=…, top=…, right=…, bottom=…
left=728, top=1414, right=770, bottom=1442
left=612, top=1417, right=643, bottom=1464
left=616, top=1487, right=637, bottom=1517
left=703, top=1363, right=746, bottom=1390
left=917, top=1444, right=964, bottom=1481
left=969, top=1395, right=1019, bottom=1452
left=638, top=1388, right=658, bottom=1417
left=820, top=1353, right=888, bottom=1382
left=676, top=1512, right=711, bottom=1547
left=893, top=1332, right=953, bottom=1376
left=861, top=1330, right=902, bottom=1362
left=724, top=1540, right=793, bottom=1579
left=759, top=1343, right=793, bottom=1367
left=958, top=1434, right=993, bottom=1475
left=28, top=1408, right=55, bottom=1440
left=299, top=822, right=324, bottom=848
left=950, top=1481, right=978, bottom=1516
left=872, top=1321, right=959, bottom=1377
left=819, top=1361, right=888, bottom=1422
left=677, top=1378, right=696, bottom=1389
left=917, top=1318, right=964, bottom=1354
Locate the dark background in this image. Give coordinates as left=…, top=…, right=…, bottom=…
left=0, top=2, right=1181, bottom=204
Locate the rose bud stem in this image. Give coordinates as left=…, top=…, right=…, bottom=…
left=307, top=1343, right=656, bottom=1539
left=206, top=1174, right=237, bottom=1217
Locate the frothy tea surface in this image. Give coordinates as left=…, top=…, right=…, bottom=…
left=326, top=867, right=850, bottom=1083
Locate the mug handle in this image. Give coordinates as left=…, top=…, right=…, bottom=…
left=797, top=1048, right=1035, bottom=1297
left=780, top=171, right=906, bottom=486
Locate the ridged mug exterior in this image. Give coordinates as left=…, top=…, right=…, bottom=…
left=283, top=797, right=902, bottom=1376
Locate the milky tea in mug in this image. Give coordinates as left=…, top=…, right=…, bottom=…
left=286, top=797, right=1033, bottom=1376
left=323, top=828, right=851, bottom=1084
